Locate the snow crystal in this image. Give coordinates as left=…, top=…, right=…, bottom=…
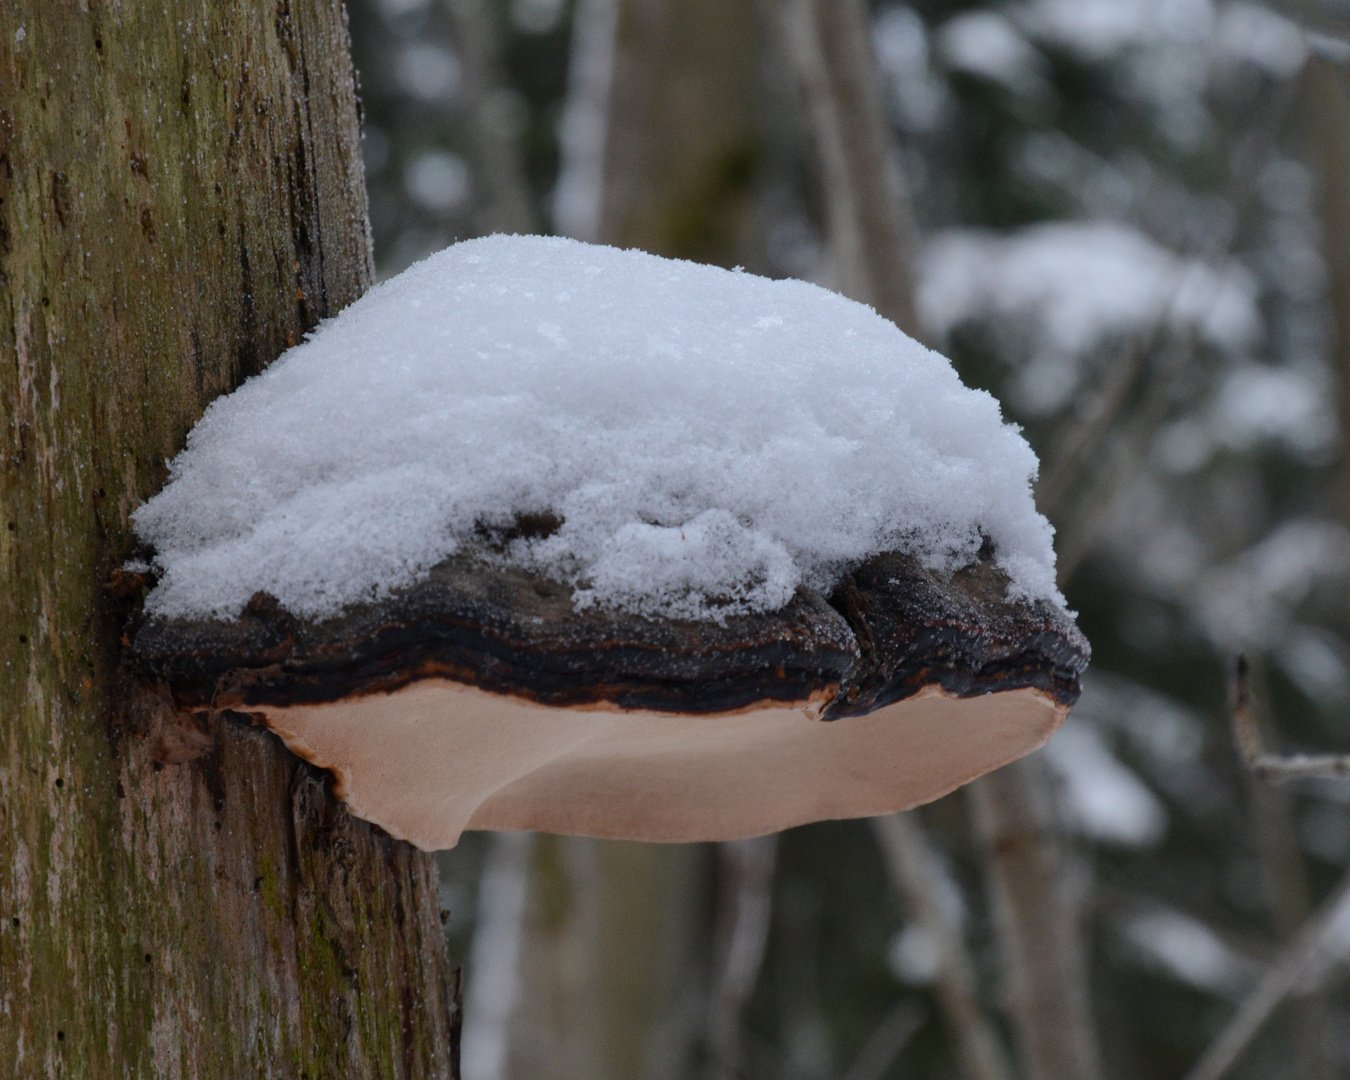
left=134, top=234, right=1061, bottom=622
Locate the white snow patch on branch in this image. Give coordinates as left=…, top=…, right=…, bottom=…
left=1042, top=722, right=1167, bottom=847
left=918, top=221, right=1259, bottom=359
left=135, top=235, right=1060, bottom=622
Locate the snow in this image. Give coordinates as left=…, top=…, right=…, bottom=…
left=1021, top=0, right=1305, bottom=74
left=1020, top=0, right=1214, bottom=60
left=919, top=221, right=1259, bottom=358
left=918, top=221, right=1259, bottom=412
left=872, top=7, right=947, bottom=134
left=405, top=150, right=470, bottom=213
left=134, top=234, right=1061, bottom=623
left=937, top=12, right=1046, bottom=93
left=1042, top=722, right=1167, bottom=847
left=1119, top=907, right=1258, bottom=997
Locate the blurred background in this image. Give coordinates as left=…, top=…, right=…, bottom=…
left=346, top=1, right=1350, bottom=1077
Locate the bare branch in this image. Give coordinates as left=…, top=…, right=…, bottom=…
left=768, top=0, right=922, bottom=337
left=838, top=999, right=927, bottom=1080
left=708, top=836, right=779, bottom=1080
left=1181, top=867, right=1350, bottom=1080
left=1229, top=653, right=1350, bottom=781
left=968, top=760, right=1103, bottom=1080
left=1039, top=67, right=1306, bottom=567
left=445, top=0, right=538, bottom=236
left=872, top=814, right=1014, bottom=1080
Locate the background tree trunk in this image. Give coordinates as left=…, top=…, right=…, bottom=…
left=470, top=4, right=770, bottom=1076
left=768, top=0, right=919, bottom=332
left=967, top=760, right=1101, bottom=1080
left=0, top=2, right=457, bottom=1076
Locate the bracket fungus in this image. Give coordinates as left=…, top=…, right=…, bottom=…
left=127, top=235, right=1088, bottom=850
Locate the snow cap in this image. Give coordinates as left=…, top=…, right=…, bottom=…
left=134, top=234, right=1061, bottom=622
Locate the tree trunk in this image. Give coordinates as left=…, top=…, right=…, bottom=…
left=1290, top=54, right=1350, bottom=1079
left=768, top=0, right=920, bottom=334
left=505, top=835, right=704, bottom=1080
left=0, top=2, right=457, bottom=1076
left=1312, top=56, right=1350, bottom=521
left=557, top=0, right=766, bottom=267
left=967, top=758, right=1101, bottom=1080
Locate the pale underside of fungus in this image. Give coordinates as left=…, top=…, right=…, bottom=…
left=126, top=235, right=1088, bottom=850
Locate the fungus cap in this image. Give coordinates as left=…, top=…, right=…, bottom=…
left=128, top=235, right=1088, bottom=850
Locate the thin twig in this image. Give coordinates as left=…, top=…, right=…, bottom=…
left=967, top=760, right=1103, bottom=1080
left=1052, top=328, right=1194, bottom=585
left=1230, top=653, right=1350, bottom=781
left=1039, top=66, right=1307, bottom=554
left=1181, top=865, right=1350, bottom=1080
left=708, top=836, right=779, bottom=1080
left=838, top=999, right=927, bottom=1080
left=872, top=814, right=1014, bottom=1080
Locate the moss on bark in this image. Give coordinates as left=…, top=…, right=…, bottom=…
left=0, top=1, right=456, bottom=1075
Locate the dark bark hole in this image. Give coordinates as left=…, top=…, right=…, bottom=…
left=94, top=37, right=102, bottom=49
left=57, top=1031, right=64, bottom=1041
left=41, top=297, right=49, bottom=307
left=54, top=778, right=62, bottom=788
left=6, top=521, right=14, bottom=530
left=11, top=917, right=17, bottom=927
left=18, top=635, right=26, bottom=643
left=143, top=953, right=152, bottom=963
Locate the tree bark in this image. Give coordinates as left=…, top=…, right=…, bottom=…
left=967, top=758, right=1101, bottom=1080
left=558, top=0, right=767, bottom=267
left=0, top=1, right=456, bottom=1076
left=505, top=835, right=704, bottom=1080
left=768, top=0, right=920, bottom=334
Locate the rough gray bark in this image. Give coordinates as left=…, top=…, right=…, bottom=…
left=0, top=1, right=456, bottom=1075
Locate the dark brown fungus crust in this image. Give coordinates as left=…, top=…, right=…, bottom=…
left=129, top=545, right=1087, bottom=718
left=126, top=544, right=1088, bottom=848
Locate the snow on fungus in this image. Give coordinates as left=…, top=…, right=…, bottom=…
left=129, top=235, right=1087, bottom=850
left=134, top=233, right=1062, bottom=624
